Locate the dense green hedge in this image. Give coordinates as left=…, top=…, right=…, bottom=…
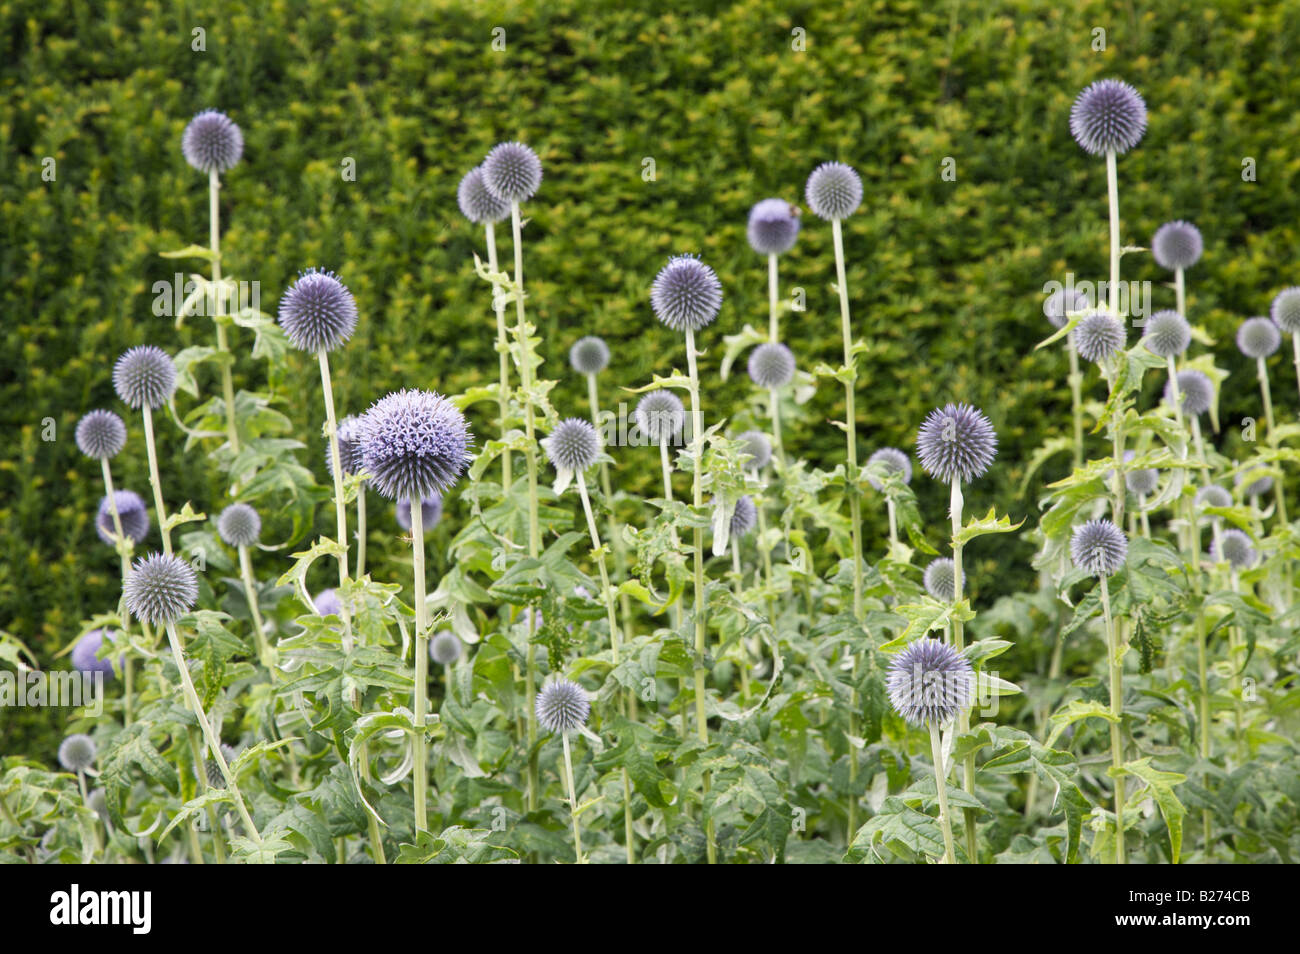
left=4, top=0, right=1299, bottom=678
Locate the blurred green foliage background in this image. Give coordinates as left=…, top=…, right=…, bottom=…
left=3, top=0, right=1298, bottom=699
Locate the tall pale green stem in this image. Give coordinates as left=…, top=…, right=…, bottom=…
left=100, top=458, right=135, bottom=723
left=236, top=544, right=268, bottom=665
left=931, top=721, right=956, bottom=865
left=141, top=405, right=171, bottom=556
left=1068, top=348, right=1084, bottom=470
left=562, top=732, right=584, bottom=863
left=1099, top=575, right=1125, bottom=864
left=768, top=252, right=779, bottom=342
left=486, top=222, right=512, bottom=494
left=1106, top=150, right=1120, bottom=316
left=209, top=169, right=239, bottom=457
left=950, top=477, right=976, bottom=862
left=411, top=496, right=429, bottom=833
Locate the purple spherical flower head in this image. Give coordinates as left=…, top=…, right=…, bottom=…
left=58, top=734, right=97, bottom=773
left=748, top=342, right=795, bottom=389
left=97, top=490, right=149, bottom=545
left=867, top=447, right=912, bottom=490
left=1151, top=221, right=1203, bottom=271
left=360, top=389, right=473, bottom=501
left=1236, top=468, right=1273, bottom=499
left=1213, top=529, right=1257, bottom=570
left=1069, top=79, right=1147, bottom=155
left=1195, top=484, right=1232, bottom=512
left=635, top=391, right=685, bottom=445
left=569, top=336, right=610, bottom=376
left=1070, top=519, right=1127, bottom=576
left=1143, top=310, right=1191, bottom=358
left=429, top=630, right=463, bottom=665
left=535, top=678, right=590, bottom=733
left=182, top=109, right=243, bottom=174
left=76, top=409, right=127, bottom=460
left=651, top=255, right=723, bottom=332
left=737, top=430, right=772, bottom=471
left=916, top=403, right=997, bottom=484
left=747, top=198, right=801, bottom=255
left=886, top=639, right=973, bottom=726
left=482, top=141, right=543, bottom=203
left=72, top=629, right=123, bottom=677
left=1122, top=450, right=1159, bottom=497
left=314, top=588, right=342, bottom=617
left=457, top=165, right=510, bottom=224
left=277, top=269, right=358, bottom=354
left=729, top=495, right=757, bottom=537
left=805, top=162, right=862, bottom=220
left=217, top=502, right=261, bottom=548
left=396, top=493, right=443, bottom=531
left=923, top=558, right=960, bottom=600
left=1236, top=316, right=1280, bottom=359
left=543, top=417, right=601, bottom=472
left=1270, top=287, right=1300, bottom=334
left=1044, top=287, right=1091, bottom=330
left=123, top=552, right=199, bottom=624
left=1167, top=370, right=1213, bottom=416
left=326, top=414, right=366, bottom=479
left=113, top=346, right=177, bottom=410
left=1072, top=311, right=1126, bottom=363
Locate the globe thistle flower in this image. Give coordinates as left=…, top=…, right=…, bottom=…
left=886, top=639, right=973, bottom=727
left=96, top=490, right=150, bottom=545
left=867, top=447, right=912, bottom=490
left=747, top=198, right=801, bottom=255
left=58, top=734, right=97, bottom=773
left=113, top=346, right=177, bottom=410
left=123, top=552, right=199, bottom=624
left=88, top=788, right=109, bottom=822
left=396, top=493, right=443, bottom=531
left=1213, top=529, right=1257, bottom=570
left=804, top=162, right=863, bottom=220
left=314, top=588, right=342, bottom=617
left=1123, top=452, right=1159, bottom=497
left=1070, top=519, right=1128, bottom=576
left=482, top=141, right=543, bottom=203
left=326, top=414, right=367, bottom=478
left=1236, top=468, right=1273, bottom=499
left=542, top=418, right=601, bottom=472
left=634, top=391, right=686, bottom=445
left=71, top=629, right=123, bottom=677
left=359, top=389, right=473, bottom=501
left=277, top=269, right=358, bottom=354
left=429, top=630, right=463, bottom=666
left=1236, top=316, right=1281, bottom=359
left=1044, top=287, right=1091, bottom=330
left=729, top=496, right=757, bottom=537
left=1069, top=79, right=1147, bottom=155
left=75, top=410, right=127, bottom=460
left=1167, top=370, right=1213, bottom=416
left=916, top=403, right=997, bottom=484
left=1071, top=311, right=1127, bottom=362
left=1269, top=287, right=1300, bottom=334
left=569, top=336, right=610, bottom=376
left=181, top=109, right=243, bottom=174
left=737, top=430, right=773, bottom=471
left=217, top=503, right=261, bottom=548
left=1195, top=484, right=1232, bottom=511
left=456, top=165, right=510, bottom=224
left=1143, top=310, right=1191, bottom=358
left=922, top=558, right=961, bottom=601
left=1151, top=221, right=1203, bottom=271
left=650, top=255, right=723, bottom=332
left=747, top=342, right=795, bottom=390
left=535, top=678, right=590, bottom=733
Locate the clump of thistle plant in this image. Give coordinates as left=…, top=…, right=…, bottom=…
left=113, top=346, right=177, bottom=554
left=217, top=502, right=268, bottom=664
left=535, top=677, right=590, bottom=863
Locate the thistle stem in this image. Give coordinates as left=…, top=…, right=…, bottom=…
left=140, top=405, right=171, bottom=556
left=561, top=732, right=584, bottom=864
left=588, top=373, right=636, bottom=663
left=1099, top=575, right=1125, bottom=865
left=1068, top=348, right=1084, bottom=470
left=411, top=495, right=429, bottom=833
left=930, top=721, right=957, bottom=865
left=1106, top=150, right=1120, bottom=317
left=769, top=387, right=784, bottom=468
left=949, top=476, right=977, bottom=863
left=1257, top=356, right=1287, bottom=527
left=99, top=458, right=135, bottom=724
left=886, top=498, right=898, bottom=549
left=486, top=222, right=512, bottom=494
left=768, top=252, right=779, bottom=342
left=189, top=729, right=225, bottom=865
left=209, top=169, right=240, bottom=458
left=659, top=439, right=673, bottom=502
left=236, top=543, right=268, bottom=665
left=355, top=489, right=367, bottom=579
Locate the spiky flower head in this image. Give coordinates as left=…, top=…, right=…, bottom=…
left=1269, top=287, right=1300, bottom=334
left=1195, top=484, right=1232, bottom=511
left=58, top=734, right=97, bottom=773
left=1044, top=287, right=1091, bottom=330
left=97, top=490, right=149, bottom=545
left=314, top=588, right=342, bottom=617
left=359, top=389, right=473, bottom=501
left=1167, top=369, right=1213, bottom=416
left=326, top=414, right=367, bottom=479
left=1143, top=310, right=1191, bottom=358
left=805, top=162, right=862, bottom=220
left=923, top=558, right=961, bottom=601
left=747, top=198, right=801, bottom=255
left=651, top=255, right=723, bottom=332
left=72, top=629, right=123, bottom=677
left=635, top=391, right=686, bottom=445
left=543, top=417, right=601, bottom=472
left=569, top=336, right=610, bottom=375
left=1236, top=316, right=1281, bottom=359
left=456, top=165, right=510, bottom=224
left=886, top=640, right=973, bottom=727
left=277, top=269, right=358, bottom=354
left=113, top=346, right=177, bottom=410
left=123, top=552, right=199, bottom=624
left=396, top=493, right=443, bottom=531
left=1214, top=529, right=1257, bottom=570
left=1071, top=311, right=1126, bottom=362
left=916, top=403, right=997, bottom=484
left=730, top=496, right=757, bottom=537
left=1151, top=220, right=1203, bottom=271
left=737, top=430, right=773, bottom=471
left=1070, top=519, right=1128, bottom=576
left=429, top=630, right=463, bottom=665
left=482, top=141, right=543, bottom=203
left=747, top=342, right=795, bottom=389
left=75, top=409, right=127, bottom=460
left=1236, top=468, right=1273, bottom=498
left=217, top=502, right=261, bottom=548
left=1123, top=451, right=1159, bottom=497
left=867, top=447, right=912, bottom=490
left=182, top=109, right=243, bottom=174
left=535, top=678, right=590, bottom=733
left=1069, top=79, right=1147, bottom=155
